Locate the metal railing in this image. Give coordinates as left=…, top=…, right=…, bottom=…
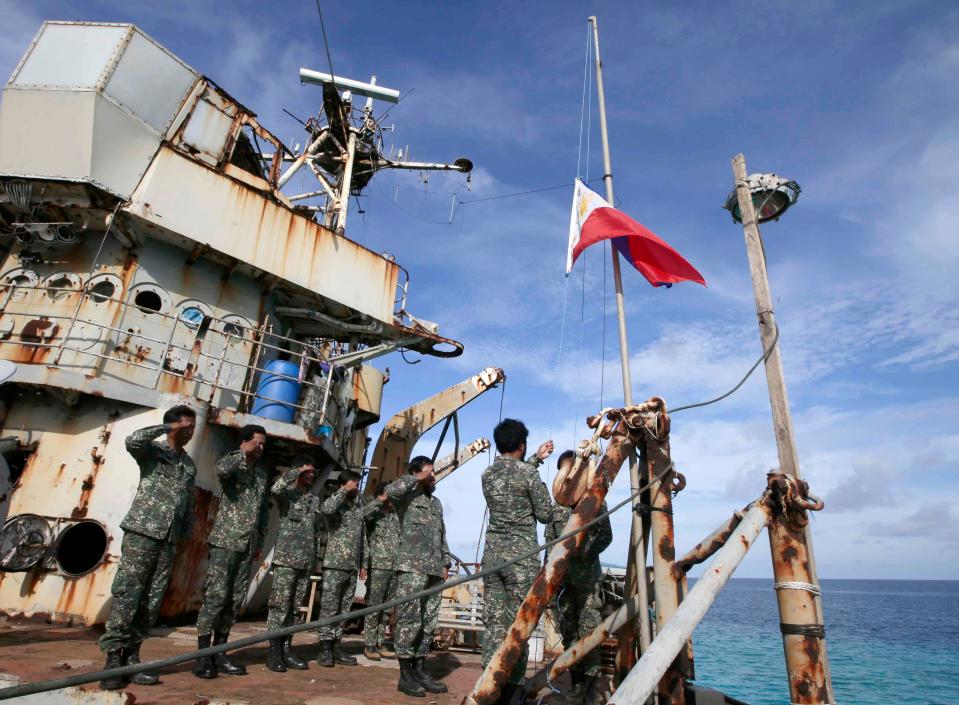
left=0, top=282, right=352, bottom=426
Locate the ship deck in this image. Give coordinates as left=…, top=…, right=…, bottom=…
left=0, top=618, right=571, bottom=705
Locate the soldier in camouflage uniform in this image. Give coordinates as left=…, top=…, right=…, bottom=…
left=265, top=460, right=318, bottom=673
left=193, top=424, right=270, bottom=679
left=363, top=480, right=399, bottom=661
left=387, top=456, right=452, bottom=697
left=98, top=405, right=198, bottom=691
left=545, top=450, right=613, bottom=705
left=481, top=419, right=554, bottom=704
left=316, top=467, right=368, bottom=667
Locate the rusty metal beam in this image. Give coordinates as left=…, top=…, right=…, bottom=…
left=463, top=400, right=665, bottom=705
left=609, top=502, right=772, bottom=705
left=645, top=421, right=687, bottom=704
left=766, top=472, right=831, bottom=704
left=434, top=437, right=490, bottom=483
left=528, top=573, right=651, bottom=695
left=672, top=508, right=746, bottom=578
left=365, top=367, right=504, bottom=493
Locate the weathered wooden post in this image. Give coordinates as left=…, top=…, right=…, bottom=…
left=731, top=154, right=835, bottom=704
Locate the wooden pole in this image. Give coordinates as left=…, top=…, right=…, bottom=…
left=588, top=13, right=654, bottom=682
left=731, top=154, right=834, bottom=704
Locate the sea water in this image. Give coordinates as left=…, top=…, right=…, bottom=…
left=691, top=579, right=958, bottom=705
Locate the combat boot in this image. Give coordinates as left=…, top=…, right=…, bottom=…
left=193, top=634, right=217, bottom=679
left=379, top=643, right=396, bottom=659
left=412, top=656, right=448, bottom=693
left=317, top=639, right=334, bottom=667
left=98, top=649, right=126, bottom=691
left=397, top=658, right=426, bottom=697
left=282, top=637, right=309, bottom=670
left=213, top=631, right=247, bottom=675
left=582, top=674, right=605, bottom=705
left=364, top=645, right=382, bottom=661
left=266, top=638, right=287, bottom=673
left=567, top=667, right=585, bottom=700
left=125, top=643, right=159, bottom=685
left=331, top=639, right=357, bottom=665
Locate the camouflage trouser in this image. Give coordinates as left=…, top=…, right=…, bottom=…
left=392, top=571, right=442, bottom=659
left=196, top=545, right=255, bottom=636
left=99, top=531, right=177, bottom=653
left=363, top=568, right=395, bottom=648
left=553, top=578, right=604, bottom=676
left=266, top=565, right=311, bottom=632
left=316, top=567, right=356, bottom=641
left=481, top=558, right=541, bottom=685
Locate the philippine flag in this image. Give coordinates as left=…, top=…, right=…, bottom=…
left=567, top=179, right=706, bottom=288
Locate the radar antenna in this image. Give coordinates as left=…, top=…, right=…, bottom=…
left=277, top=70, right=473, bottom=233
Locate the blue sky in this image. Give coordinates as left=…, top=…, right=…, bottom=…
left=4, top=1, right=957, bottom=579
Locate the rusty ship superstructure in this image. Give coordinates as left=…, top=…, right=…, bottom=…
left=0, top=20, right=483, bottom=626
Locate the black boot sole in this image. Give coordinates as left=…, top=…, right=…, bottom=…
left=398, top=686, right=426, bottom=697
left=98, top=681, right=126, bottom=691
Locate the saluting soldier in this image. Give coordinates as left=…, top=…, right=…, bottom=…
left=98, top=405, right=198, bottom=691
left=363, top=480, right=399, bottom=661
left=193, top=424, right=270, bottom=679
left=387, top=456, right=452, bottom=698
left=316, top=468, right=367, bottom=668
left=545, top=450, right=613, bottom=705
left=265, top=459, right=318, bottom=673
left=480, top=419, right=554, bottom=704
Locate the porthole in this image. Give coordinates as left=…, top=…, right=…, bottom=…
left=220, top=315, right=252, bottom=341
left=1, top=269, right=38, bottom=301
left=54, top=521, right=108, bottom=576
left=43, top=272, right=81, bottom=302
left=176, top=300, right=212, bottom=330
left=86, top=274, right=122, bottom=304
left=128, top=284, right=171, bottom=316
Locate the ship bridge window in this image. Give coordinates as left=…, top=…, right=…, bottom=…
left=43, top=272, right=81, bottom=301
left=2, top=269, right=38, bottom=301
left=228, top=128, right=266, bottom=179
left=86, top=274, right=122, bottom=304
left=129, top=284, right=171, bottom=315
left=55, top=520, right=108, bottom=576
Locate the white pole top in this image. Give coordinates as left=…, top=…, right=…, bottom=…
left=299, top=68, right=400, bottom=104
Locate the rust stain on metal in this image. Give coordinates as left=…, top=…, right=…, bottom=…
left=160, top=487, right=218, bottom=618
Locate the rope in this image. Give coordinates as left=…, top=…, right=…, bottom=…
left=774, top=581, right=821, bottom=596
left=0, top=463, right=674, bottom=701
left=314, top=0, right=336, bottom=84
left=670, top=321, right=780, bottom=414
left=575, top=21, right=591, bottom=179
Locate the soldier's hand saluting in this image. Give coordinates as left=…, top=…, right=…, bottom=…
left=536, top=440, right=554, bottom=460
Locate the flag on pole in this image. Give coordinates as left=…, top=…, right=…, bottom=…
left=567, top=179, right=706, bottom=287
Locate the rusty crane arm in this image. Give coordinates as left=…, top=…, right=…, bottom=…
left=365, top=367, right=504, bottom=493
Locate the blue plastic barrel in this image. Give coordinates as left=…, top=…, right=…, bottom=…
left=250, top=359, right=301, bottom=423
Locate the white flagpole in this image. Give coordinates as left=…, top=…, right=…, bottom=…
left=589, top=14, right=654, bottom=667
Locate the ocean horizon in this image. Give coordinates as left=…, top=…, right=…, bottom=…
left=687, top=577, right=958, bottom=705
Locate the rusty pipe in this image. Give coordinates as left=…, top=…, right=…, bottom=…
left=646, top=433, right=687, bottom=704
left=462, top=416, right=640, bottom=705
left=529, top=579, right=648, bottom=695
left=672, top=508, right=746, bottom=578
left=609, top=502, right=772, bottom=705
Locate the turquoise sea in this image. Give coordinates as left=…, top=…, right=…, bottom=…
left=691, top=579, right=958, bottom=705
